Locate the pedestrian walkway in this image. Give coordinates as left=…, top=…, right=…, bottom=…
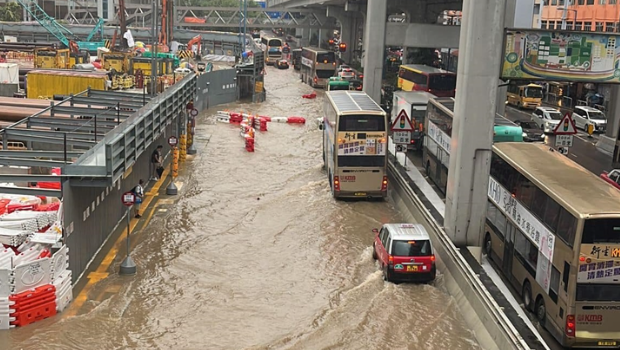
left=63, top=160, right=185, bottom=318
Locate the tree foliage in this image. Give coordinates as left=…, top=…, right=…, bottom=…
left=406, top=48, right=438, bottom=67
left=0, top=3, right=22, bottom=22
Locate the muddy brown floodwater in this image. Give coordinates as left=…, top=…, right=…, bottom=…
left=3, top=65, right=482, bottom=350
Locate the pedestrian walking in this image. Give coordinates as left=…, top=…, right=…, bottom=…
left=133, top=179, right=144, bottom=218
left=151, top=145, right=163, bottom=181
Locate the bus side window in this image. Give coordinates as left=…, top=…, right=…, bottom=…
left=562, top=261, right=570, bottom=292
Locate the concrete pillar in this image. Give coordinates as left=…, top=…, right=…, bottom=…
left=599, top=85, right=620, bottom=157
left=362, top=0, right=387, bottom=103
left=300, top=28, right=310, bottom=47
left=444, top=0, right=507, bottom=248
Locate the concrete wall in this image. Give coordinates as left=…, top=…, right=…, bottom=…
left=194, top=69, right=238, bottom=112
left=62, top=121, right=176, bottom=284
left=388, top=161, right=532, bottom=350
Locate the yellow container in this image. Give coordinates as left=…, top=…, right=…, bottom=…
left=26, top=70, right=109, bottom=99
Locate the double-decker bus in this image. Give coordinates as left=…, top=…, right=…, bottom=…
left=423, top=97, right=523, bottom=193
left=485, top=142, right=620, bottom=348
left=506, top=83, right=544, bottom=109
left=260, top=36, right=283, bottom=65
left=397, top=64, right=456, bottom=97
left=321, top=91, right=388, bottom=199
left=301, top=47, right=337, bottom=88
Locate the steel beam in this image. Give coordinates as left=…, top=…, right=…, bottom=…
left=87, top=90, right=152, bottom=102
left=0, top=157, right=69, bottom=168
left=0, top=174, right=61, bottom=182
left=0, top=186, right=62, bottom=198
left=3, top=133, right=96, bottom=148
left=0, top=150, right=84, bottom=158
left=70, top=97, right=146, bottom=109
left=69, top=178, right=112, bottom=187
left=5, top=129, right=99, bottom=142
left=51, top=106, right=133, bottom=118
left=28, top=117, right=120, bottom=129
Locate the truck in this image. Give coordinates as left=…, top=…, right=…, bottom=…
left=391, top=91, right=437, bottom=151
left=26, top=70, right=109, bottom=99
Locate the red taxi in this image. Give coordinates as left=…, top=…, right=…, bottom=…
left=372, top=223, right=436, bottom=283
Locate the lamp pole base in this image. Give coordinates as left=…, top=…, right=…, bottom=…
left=166, top=181, right=178, bottom=195
left=119, top=256, right=137, bottom=275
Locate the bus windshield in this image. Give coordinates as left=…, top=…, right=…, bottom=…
left=525, top=87, right=543, bottom=98
left=268, top=39, right=282, bottom=47
left=582, top=218, right=620, bottom=243
left=428, top=74, right=456, bottom=91
left=338, top=115, right=387, bottom=131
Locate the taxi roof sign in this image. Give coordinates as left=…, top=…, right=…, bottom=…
left=391, top=109, right=414, bottom=132
left=553, top=112, right=577, bottom=135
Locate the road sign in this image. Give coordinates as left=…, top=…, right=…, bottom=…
left=190, top=108, right=199, bottom=117
left=553, top=112, right=577, bottom=135
left=168, top=136, right=178, bottom=147
left=393, top=131, right=411, bottom=144
left=391, top=109, right=414, bottom=132
left=555, top=134, right=574, bottom=147
left=558, top=146, right=569, bottom=155
left=395, top=144, right=407, bottom=153
left=121, top=191, right=135, bottom=207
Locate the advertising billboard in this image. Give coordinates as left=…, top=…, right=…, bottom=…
left=501, top=29, right=620, bottom=83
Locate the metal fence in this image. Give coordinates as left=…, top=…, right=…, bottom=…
left=195, top=69, right=238, bottom=111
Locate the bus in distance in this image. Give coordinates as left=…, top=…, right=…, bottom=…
left=397, top=64, right=456, bottom=97
left=391, top=91, right=437, bottom=151
left=485, top=142, right=620, bottom=348
left=261, top=36, right=283, bottom=65
left=423, top=97, right=523, bottom=193
left=506, top=83, right=543, bottom=109
left=321, top=91, right=389, bottom=199
left=301, top=47, right=337, bottom=88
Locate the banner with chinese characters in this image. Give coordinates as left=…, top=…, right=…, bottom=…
left=488, top=176, right=557, bottom=293
left=427, top=121, right=451, bottom=155
left=337, top=132, right=386, bottom=156
left=578, top=244, right=620, bottom=283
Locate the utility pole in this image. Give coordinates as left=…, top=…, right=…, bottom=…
left=151, top=1, right=158, bottom=96
left=243, top=0, right=248, bottom=53
left=561, top=0, right=569, bottom=30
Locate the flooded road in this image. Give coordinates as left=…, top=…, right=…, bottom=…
left=4, top=66, right=480, bottom=350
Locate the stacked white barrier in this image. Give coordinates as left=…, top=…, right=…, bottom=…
left=0, top=197, right=71, bottom=329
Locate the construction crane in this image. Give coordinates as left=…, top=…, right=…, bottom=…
left=159, top=0, right=174, bottom=48
left=16, top=0, right=107, bottom=52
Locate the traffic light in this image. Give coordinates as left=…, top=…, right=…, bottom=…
left=338, top=43, right=347, bottom=52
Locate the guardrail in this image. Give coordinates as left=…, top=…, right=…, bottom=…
left=104, top=74, right=196, bottom=183
left=387, top=158, right=540, bottom=350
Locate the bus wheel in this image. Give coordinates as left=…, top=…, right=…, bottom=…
left=522, top=281, right=533, bottom=311
left=483, top=234, right=492, bottom=256
left=535, top=297, right=546, bottom=324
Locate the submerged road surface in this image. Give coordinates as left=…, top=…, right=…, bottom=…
left=4, top=67, right=480, bottom=350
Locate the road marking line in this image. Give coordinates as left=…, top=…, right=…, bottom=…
left=571, top=154, right=578, bottom=158
left=64, top=168, right=171, bottom=317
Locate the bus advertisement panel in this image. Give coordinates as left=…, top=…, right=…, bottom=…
left=301, top=47, right=336, bottom=88
left=397, top=64, right=456, bottom=97
left=485, top=142, right=620, bottom=348
left=261, top=36, right=283, bottom=65
left=322, top=91, right=388, bottom=199
left=423, top=98, right=523, bottom=193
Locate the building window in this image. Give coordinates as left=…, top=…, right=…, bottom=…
left=543, top=0, right=549, bottom=5
left=549, top=21, right=556, bottom=30
left=587, top=0, right=594, bottom=4
left=559, top=0, right=564, bottom=5
left=566, top=21, right=574, bottom=30
left=611, top=0, right=617, bottom=4
left=551, top=0, right=557, bottom=4
left=584, top=22, right=592, bottom=31
left=606, top=22, right=615, bottom=32
left=596, top=22, right=604, bottom=31
left=575, top=22, right=583, bottom=30
left=599, top=0, right=606, bottom=4
left=541, top=20, right=548, bottom=29
left=578, top=0, right=585, bottom=4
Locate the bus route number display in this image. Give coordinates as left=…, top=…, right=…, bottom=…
left=393, top=131, right=411, bottom=144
